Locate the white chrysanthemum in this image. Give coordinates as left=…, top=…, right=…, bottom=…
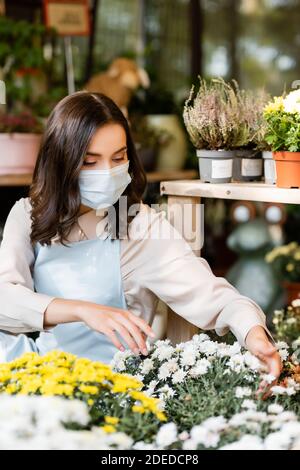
left=172, top=369, right=187, bottom=384
left=264, top=431, right=292, bottom=450
left=261, top=373, right=276, bottom=384
left=180, top=344, right=198, bottom=366
left=192, top=333, right=210, bottom=344
left=241, top=399, right=257, bottom=411
left=133, top=441, right=158, bottom=450
left=152, top=345, right=174, bottom=361
left=276, top=341, right=289, bottom=350
left=283, top=89, right=300, bottom=114
left=271, top=385, right=296, bottom=396
left=220, top=434, right=264, bottom=450
left=227, top=354, right=245, bottom=372
left=156, top=422, right=178, bottom=448
left=105, top=432, right=133, bottom=449
left=182, top=438, right=198, bottom=450
left=267, top=404, right=284, bottom=415
left=140, top=358, right=154, bottom=375
left=291, top=298, right=300, bottom=307
left=165, top=358, right=179, bottom=373
left=278, top=349, right=289, bottom=361
left=158, top=362, right=172, bottom=381
left=202, top=416, right=227, bottom=432
left=198, top=340, right=219, bottom=356
left=235, top=387, right=252, bottom=398
left=178, top=431, right=189, bottom=441
left=189, top=358, right=211, bottom=377
left=158, top=384, right=176, bottom=398
left=190, top=425, right=220, bottom=448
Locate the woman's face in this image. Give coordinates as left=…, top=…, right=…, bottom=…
left=81, top=123, right=128, bottom=171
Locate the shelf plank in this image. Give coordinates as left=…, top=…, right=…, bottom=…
left=0, top=173, right=33, bottom=186
left=160, top=180, right=300, bottom=205
left=0, top=170, right=198, bottom=187
left=146, top=169, right=198, bottom=183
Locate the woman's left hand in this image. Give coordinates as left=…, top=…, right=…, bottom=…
left=245, top=325, right=283, bottom=396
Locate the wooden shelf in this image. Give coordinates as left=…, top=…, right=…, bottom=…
left=160, top=180, right=300, bottom=205
left=0, top=170, right=198, bottom=187
left=0, top=173, right=33, bottom=187
left=146, top=169, right=198, bottom=183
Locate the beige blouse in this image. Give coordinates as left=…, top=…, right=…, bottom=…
left=0, top=197, right=270, bottom=346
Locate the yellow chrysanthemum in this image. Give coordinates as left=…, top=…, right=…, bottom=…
left=104, top=416, right=119, bottom=425
left=264, top=96, right=284, bottom=114
left=101, top=425, right=116, bottom=434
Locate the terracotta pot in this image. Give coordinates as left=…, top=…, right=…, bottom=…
left=0, top=133, right=41, bottom=174
left=273, top=151, right=300, bottom=188
left=282, top=280, right=300, bottom=305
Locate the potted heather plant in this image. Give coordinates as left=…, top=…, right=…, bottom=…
left=264, top=89, right=300, bottom=188
left=183, top=78, right=248, bottom=183
left=0, top=112, right=43, bottom=174
left=232, top=88, right=270, bottom=182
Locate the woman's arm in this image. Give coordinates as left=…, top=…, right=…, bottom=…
left=0, top=198, right=153, bottom=354
left=127, top=206, right=282, bottom=376
left=0, top=199, right=55, bottom=333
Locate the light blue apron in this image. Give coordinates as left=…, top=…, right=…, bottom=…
left=0, top=236, right=127, bottom=364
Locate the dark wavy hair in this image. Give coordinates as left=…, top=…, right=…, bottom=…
left=29, top=91, right=147, bottom=246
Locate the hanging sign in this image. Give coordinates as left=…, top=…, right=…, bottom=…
left=43, top=0, right=90, bottom=36
left=0, top=0, right=5, bottom=15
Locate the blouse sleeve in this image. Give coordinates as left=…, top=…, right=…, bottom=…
left=128, top=206, right=273, bottom=347
left=0, top=198, right=55, bottom=333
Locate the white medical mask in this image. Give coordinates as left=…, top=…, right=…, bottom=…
left=79, top=161, right=132, bottom=210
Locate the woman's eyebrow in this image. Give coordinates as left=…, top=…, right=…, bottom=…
left=85, top=146, right=127, bottom=157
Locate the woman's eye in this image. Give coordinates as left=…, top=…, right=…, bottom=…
left=83, top=161, right=96, bottom=166
left=113, top=155, right=126, bottom=162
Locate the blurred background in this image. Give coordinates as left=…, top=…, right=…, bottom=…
left=1, top=0, right=300, bottom=326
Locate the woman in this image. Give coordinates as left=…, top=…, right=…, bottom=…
left=0, top=91, right=281, bottom=380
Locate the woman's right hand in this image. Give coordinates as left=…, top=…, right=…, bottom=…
left=44, top=298, right=155, bottom=355
left=79, top=303, right=155, bottom=355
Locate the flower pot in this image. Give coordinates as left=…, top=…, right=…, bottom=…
left=273, top=151, right=300, bottom=188
left=196, top=149, right=234, bottom=183
left=262, top=151, right=276, bottom=184
left=0, top=133, right=41, bottom=174
left=232, top=149, right=263, bottom=182
left=282, top=281, right=300, bottom=305
left=146, top=114, right=187, bottom=170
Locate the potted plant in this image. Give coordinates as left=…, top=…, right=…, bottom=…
left=232, top=88, right=269, bottom=182
left=130, top=115, right=171, bottom=172
left=130, top=84, right=188, bottom=170
left=264, top=89, right=300, bottom=188
left=266, top=241, right=300, bottom=304
left=183, top=78, right=247, bottom=183
left=0, top=111, right=43, bottom=174
left=0, top=16, right=56, bottom=174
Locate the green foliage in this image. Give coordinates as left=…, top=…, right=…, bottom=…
left=265, top=242, right=300, bottom=283
left=264, top=111, right=300, bottom=152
